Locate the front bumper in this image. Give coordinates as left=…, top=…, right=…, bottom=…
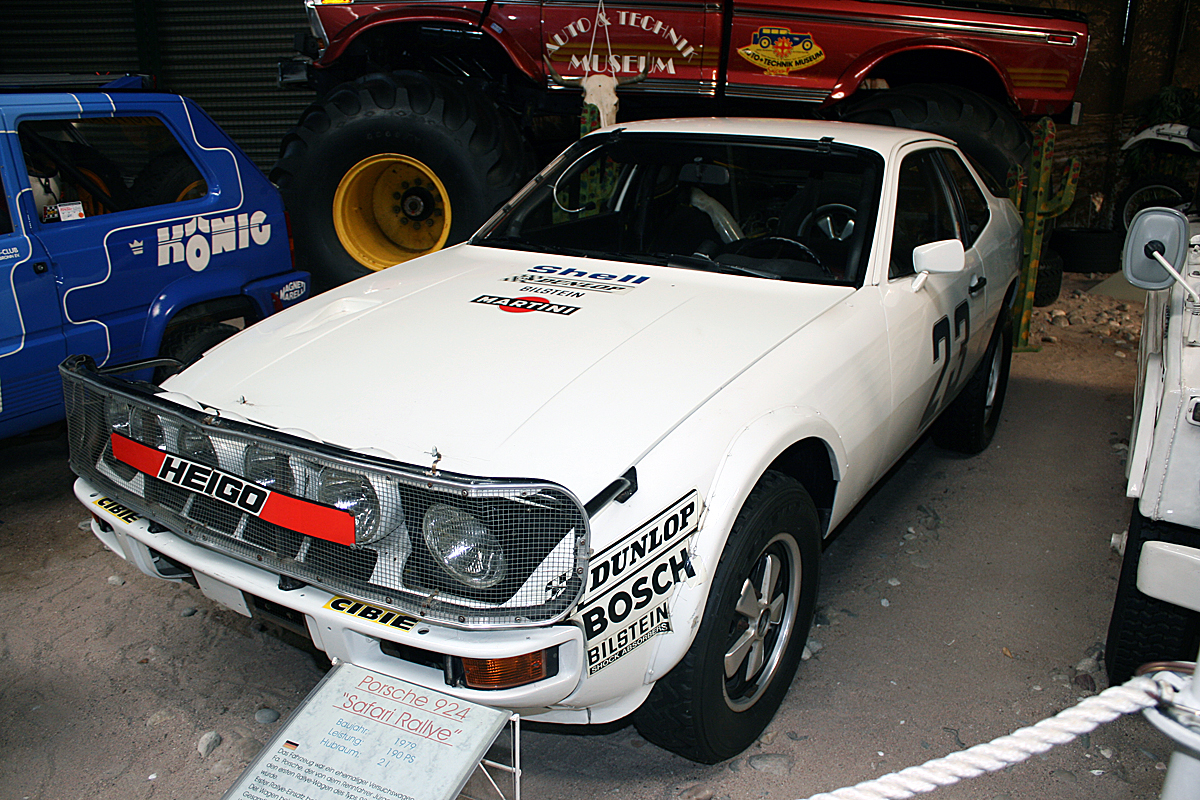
left=78, top=476, right=585, bottom=713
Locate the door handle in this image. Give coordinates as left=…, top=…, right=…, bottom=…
left=32, top=262, right=48, bottom=275
left=968, top=276, right=986, bottom=295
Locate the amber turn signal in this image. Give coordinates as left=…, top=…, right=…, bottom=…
left=462, top=650, right=547, bottom=689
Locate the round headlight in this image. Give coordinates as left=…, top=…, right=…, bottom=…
left=422, top=504, right=507, bottom=589
left=106, top=397, right=163, bottom=447
left=244, top=444, right=293, bottom=493
left=318, top=469, right=381, bottom=544
left=177, top=425, right=217, bottom=467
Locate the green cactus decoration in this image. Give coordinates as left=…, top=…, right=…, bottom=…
left=1008, top=118, right=1080, bottom=350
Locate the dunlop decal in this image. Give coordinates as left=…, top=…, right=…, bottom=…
left=109, top=433, right=356, bottom=546
left=324, top=596, right=419, bottom=632
left=738, top=27, right=825, bottom=76
left=587, top=491, right=699, bottom=595
left=93, top=495, right=140, bottom=524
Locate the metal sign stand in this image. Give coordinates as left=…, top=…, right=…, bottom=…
left=221, top=661, right=517, bottom=800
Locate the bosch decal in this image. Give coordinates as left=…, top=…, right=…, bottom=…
left=738, top=27, right=825, bottom=76
left=577, top=534, right=698, bottom=643
left=472, top=295, right=580, bottom=315
left=108, top=433, right=356, bottom=545
left=155, top=211, right=272, bottom=272
left=93, top=495, right=140, bottom=524
left=324, top=596, right=419, bottom=632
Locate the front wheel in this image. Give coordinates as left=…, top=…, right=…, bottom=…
left=633, top=471, right=819, bottom=763
left=1116, top=174, right=1191, bottom=231
left=271, top=71, right=531, bottom=289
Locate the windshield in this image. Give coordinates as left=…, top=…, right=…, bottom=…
left=475, top=132, right=883, bottom=285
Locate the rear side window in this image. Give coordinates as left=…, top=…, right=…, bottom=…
left=20, top=115, right=207, bottom=223
left=940, top=151, right=991, bottom=249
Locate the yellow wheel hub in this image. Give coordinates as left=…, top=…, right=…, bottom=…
left=332, top=154, right=452, bottom=271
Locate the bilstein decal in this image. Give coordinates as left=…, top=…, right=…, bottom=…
left=324, top=596, right=419, bottom=632
left=738, top=27, right=824, bottom=76
left=109, top=433, right=356, bottom=546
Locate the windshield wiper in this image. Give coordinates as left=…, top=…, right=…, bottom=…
left=474, top=235, right=597, bottom=259
left=650, top=252, right=780, bottom=280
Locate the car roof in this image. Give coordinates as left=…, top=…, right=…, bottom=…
left=588, top=117, right=953, bottom=155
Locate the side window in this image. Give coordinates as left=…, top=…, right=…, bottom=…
left=940, top=151, right=991, bottom=248
left=19, top=115, right=207, bottom=224
left=889, top=151, right=960, bottom=278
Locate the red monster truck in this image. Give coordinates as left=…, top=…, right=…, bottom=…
left=275, top=0, right=1087, bottom=288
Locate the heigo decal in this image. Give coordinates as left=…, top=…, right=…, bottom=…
left=738, top=27, right=825, bottom=76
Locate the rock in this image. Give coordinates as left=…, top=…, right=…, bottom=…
left=880, top=598, right=890, bottom=607
left=254, top=708, right=280, bottom=724
left=806, top=637, right=823, bottom=655
left=910, top=556, right=932, bottom=569
left=209, top=759, right=234, bottom=777
left=679, top=786, right=713, bottom=800
left=107, top=575, right=125, bottom=586
left=1073, top=673, right=1096, bottom=692
left=227, top=736, right=265, bottom=762
left=77, top=519, right=92, bottom=531
left=759, top=731, right=778, bottom=745
left=1050, top=768, right=1078, bottom=783
left=180, top=607, right=198, bottom=617
left=198, top=731, right=223, bottom=758
left=1115, top=351, right=1127, bottom=358
left=748, top=753, right=793, bottom=776
left=1052, top=316, right=1070, bottom=328
left=887, top=577, right=900, bottom=586
left=1075, top=656, right=1099, bottom=674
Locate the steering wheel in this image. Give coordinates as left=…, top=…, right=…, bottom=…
left=724, top=236, right=830, bottom=276
left=800, top=203, right=857, bottom=242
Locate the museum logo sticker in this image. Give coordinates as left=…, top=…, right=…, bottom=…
left=738, top=27, right=824, bottom=76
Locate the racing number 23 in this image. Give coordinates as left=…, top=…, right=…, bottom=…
left=920, top=299, right=970, bottom=427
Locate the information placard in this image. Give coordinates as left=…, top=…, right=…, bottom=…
left=223, top=663, right=511, bottom=800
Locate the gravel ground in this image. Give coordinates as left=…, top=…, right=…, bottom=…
left=0, top=274, right=1181, bottom=800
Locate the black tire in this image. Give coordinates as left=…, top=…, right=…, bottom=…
left=133, top=153, right=207, bottom=207
left=1033, top=248, right=1063, bottom=307
left=1115, top=174, right=1191, bottom=232
left=838, top=84, right=1031, bottom=186
left=155, top=322, right=239, bottom=382
left=270, top=71, right=532, bottom=290
left=1105, top=508, right=1200, bottom=684
left=633, top=471, right=820, bottom=763
left=932, top=312, right=1012, bottom=454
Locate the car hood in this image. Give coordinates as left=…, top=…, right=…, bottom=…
left=169, top=245, right=851, bottom=501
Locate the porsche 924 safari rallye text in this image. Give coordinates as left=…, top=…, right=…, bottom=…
left=65, top=119, right=1020, bottom=763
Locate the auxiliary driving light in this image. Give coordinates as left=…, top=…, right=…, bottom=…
left=462, top=651, right=548, bottom=689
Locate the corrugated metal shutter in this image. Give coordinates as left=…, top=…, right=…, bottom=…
left=154, top=0, right=315, bottom=170
left=2, top=1, right=314, bottom=172
left=1, top=0, right=140, bottom=76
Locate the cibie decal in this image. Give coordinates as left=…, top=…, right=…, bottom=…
left=737, top=27, right=825, bottom=76
left=93, top=495, right=140, bottom=524
left=155, top=211, right=272, bottom=272
left=472, top=295, right=580, bottom=315
left=324, top=596, right=419, bottom=633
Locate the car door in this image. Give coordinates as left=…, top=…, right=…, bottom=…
left=881, top=146, right=985, bottom=457
left=0, top=122, right=67, bottom=438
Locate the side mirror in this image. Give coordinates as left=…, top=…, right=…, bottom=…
left=1123, top=207, right=1190, bottom=290
left=913, top=239, right=965, bottom=274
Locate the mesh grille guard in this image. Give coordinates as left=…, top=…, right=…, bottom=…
left=61, top=356, right=589, bottom=628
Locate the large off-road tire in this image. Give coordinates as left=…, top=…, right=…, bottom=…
left=931, top=312, right=1012, bottom=454
left=1115, top=173, right=1191, bottom=231
left=271, top=71, right=531, bottom=289
left=1105, top=508, right=1200, bottom=684
left=133, top=153, right=207, bottom=207
left=838, top=84, right=1031, bottom=185
left=155, top=322, right=239, bottom=382
left=633, top=471, right=820, bottom=763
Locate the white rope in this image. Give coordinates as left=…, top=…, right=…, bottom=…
left=584, top=0, right=614, bottom=76
left=797, top=674, right=1179, bottom=800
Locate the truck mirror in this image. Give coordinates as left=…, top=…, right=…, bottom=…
left=1123, top=207, right=1189, bottom=290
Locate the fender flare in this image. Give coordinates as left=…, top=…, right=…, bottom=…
left=317, top=10, right=542, bottom=83
left=825, top=38, right=1013, bottom=109
left=138, top=267, right=270, bottom=361
left=642, top=406, right=847, bottom=683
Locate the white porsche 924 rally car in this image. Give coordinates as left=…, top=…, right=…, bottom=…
left=63, top=118, right=1020, bottom=763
